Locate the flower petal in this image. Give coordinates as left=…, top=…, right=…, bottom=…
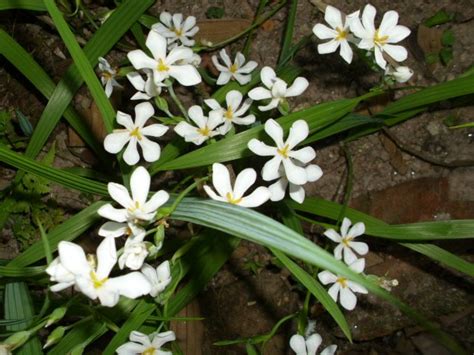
left=313, top=23, right=337, bottom=40
left=233, top=168, right=256, bottom=198
left=116, top=111, right=134, bottom=130
left=282, top=158, right=307, bottom=185
left=349, top=258, right=365, bottom=273
left=151, top=330, right=176, bottom=349
left=268, top=178, right=287, bottom=202
left=340, top=286, right=357, bottom=310
left=204, top=98, right=221, bottom=110
left=286, top=120, right=309, bottom=150
left=238, top=60, right=257, bottom=74
left=387, top=25, right=411, bottom=43
left=104, top=132, right=130, bottom=154
left=350, top=241, right=369, bottom=256
left=168, top=64, right=201, bottom=86
left=289, top=334, right=307, bottom=355
left=107, top=272, right=151, bottom=299
left=219, top=49, right=232, bottom=67
left=239, top=187, right=271, bottom=208
left=143, top=190, right=169, bottom=214
left=348, top=221, right=365, bottom=238
left=216, top=71, right=232, bottom=85
left=383, top=44, right=408, bottom=62
left=324, top=229, right=342, bottom=243
left=234, top=73, right=252, bottom=85
left=285, top=77, right=309, bottom=97
left=306, top=333, right=323, bottom=355
left=379, top=10, right=399, bottom=35
left=247, top=139, right=276, bottom=156
left=343, top=246, right=358, bottom=265
left=58, top=241, right=89, bottom=275
left=146, top=30, right=167, bottom=60
left=98, top=204, right=128, bottom=223
left=318, top=270, right=337, bottom=285
left=127, top=72, right=146, bottom=91
left=203, top=185, right=227, bottom=202
left=374, top=46, right=387, bottom=69
left=265, top=119, right=284, bottom=147
left=341, top=217, right=352, bottom=237
left=289, top=183, right=305, bottom=204
left=127, top=50, right=157, bottom=70
left=129, top=330, right=151, bottom=347
left=226, top=90, right=243, bottom=111
left=166, top=46, right=193, bottom=65
left=138, top=137, right=161, bottom=162
left=306, top=164, right=323, bottom=182
left=123, top=137, right=140, bottom=165
left=318, top=40, right=340, bottom=54
left=130, top=166, right=150, bottom=205
left=260, top=66, right=276, bottom=89
left=321, top=345, right=338, bottom=355
left=96, top=236, right=117, bottom=279
left=212, top=163, right=232, bottom=197
left=347, top=280, right=368, bottom=294
left=248, top=87, right=272, bottom=101
left=141, top=124, right=168, bottom=137
left=108, top=182, right=133, bottom=209
left=134, top=102, right=154, bottom=128
left=262, top=155, right=282, bottom=181
left=327, top=282, right=340, bottom=302
left=98, top=222, right=128, bottom=238
left=362, top=4, right=376, bottom=34
left=325, top=5, right=343, bottom=29
left=339, top=40, right=353, bottom=63
left=334, top=243, right=344, bottom=260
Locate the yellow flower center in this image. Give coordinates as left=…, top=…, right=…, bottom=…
left=128, top=201, right=141, bottom=213
left=374, top=29, right=389, bottom=45
left=157, top=58, right=169, bottom=72
left=142, top=347, right=156, bottom=355
left=90, top=271, right=108, bottom=289
left=335, top=27, right=347, bottom=41
left=336, top=277, right=347, bottom=288
left=226, top=192, right=242, bottom=205
left=229, top=64, right=238, bottom=73
left=101, top=71, right=112, bottom=80
left=197, top=126, right=211, bottom=136
left=277, top=144, right=290, bottom=158
left=129, top=127, right=143, bottom=140
left=174, top=28, right=183, bottom=36
left=342, top=236, right=353, bottom=247
left=224, top=106, right=233, bottom=120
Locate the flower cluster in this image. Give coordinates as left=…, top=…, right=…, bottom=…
left=312, top=4, right=413, bottom=83
left=318, top=218, right=369, bottom=311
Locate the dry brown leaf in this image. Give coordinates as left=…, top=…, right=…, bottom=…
left=196, top=19, right=252, bottom=45
left=416, top=25, right=443, bottom=56
left=170, top=298, right=203, bottom=355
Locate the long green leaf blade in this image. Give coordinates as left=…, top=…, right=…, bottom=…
left=0, top=0, right=46, bottom=11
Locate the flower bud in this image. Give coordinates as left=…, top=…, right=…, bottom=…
left=3, top=330, right=31, bottom=350
left=43, top=326, right=65, bottom=349
left=154, top=96, right=169, bottom=114
left=45, top=306, right=67, bottom=327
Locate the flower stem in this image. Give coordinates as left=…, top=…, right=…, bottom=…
left=167, top=84, right=189, bottom=120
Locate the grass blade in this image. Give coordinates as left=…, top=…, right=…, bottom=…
left=0, top=0, right=46, bottom=11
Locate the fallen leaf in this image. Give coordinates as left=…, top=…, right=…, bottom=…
left=196, top=19, right=252, bottom=45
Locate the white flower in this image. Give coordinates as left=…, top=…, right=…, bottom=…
left=141, top=261, right=172, bottom=297
left=103, top=102, right=168, bottom=165
left=176, top=50, right=201, bottom=67
left=174, top=105, right=223, bottom=145
left=203, top=163, right=271, bottom=207
left=349, top=4, right=411, bottom=69
left=204, top=90, right=255, bottom=135
left=248, top=67, right=308, bottom=111
left=118, top=235, right=149, bottom=270
left=248, top=119, right=316, bottom=185
left=98, top=166, right=169, bottom=231
left=268, top=164, right=323, bottom=203
left=45, top=257, right=76, bottom=292
left=312, top=6, right=359, bottom=64
left=127, top=71, right=162, bottom=101
left=152, top=12, right=199, bottom=47
left=290, top=333, right=337, bottom=355
left=324, top=218, right=368, bottom=264
left=385, top=65, right=413, bottom=83
left=318, top=258, right=368, bottom=311
left=116, top=330, right=175, bottom=355
left=98, top=57, right=120, bottom=98
left=212, top=49, right=257, bottom=85
left=50, top=237, right=151, bottom=307
left=127, top=30, right=201, bottom=86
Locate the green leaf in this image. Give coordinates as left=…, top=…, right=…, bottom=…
left=366, top=221, right=474, bottom=240
left=0, top=0, right=46, bottom=11
left=0, top=29, right=102, bottom=158
left=44, top=0, right=115, bottom=132
left=0, top=145, right=108, bottom=196
left=0, top=265, right=45, bottom=277
left=156, top=98, right=361, bottom=171
left=381, top=74, right=474, bottom=117
left=424, top=10, right=454, bottom=27
left=4, top=282, right=43, bottom=354
left=441, top=29, right=455, bottom=47
left=439, top=47, right=453, bottom=66
left=171, top=198, right=467, bottom=353
left=278, top=0, right=297, bottom=67
left=8, top=201, right=105, bottom=267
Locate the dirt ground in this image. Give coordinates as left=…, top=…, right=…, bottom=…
left=0, top=0, right=473, bottom=354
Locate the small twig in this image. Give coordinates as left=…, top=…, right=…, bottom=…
left=382, top=127, right=474, bottom=168
left=336, top=143, right=353, bottom=227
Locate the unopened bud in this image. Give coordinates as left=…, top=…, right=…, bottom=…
left=43, top=326, right=65, bottom=349
left=3, top=330, right=31, bottom=350
left=45, top=306, right=67, bottom=327
left=154, top=96, right=169, bottom=114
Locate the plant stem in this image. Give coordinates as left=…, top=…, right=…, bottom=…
left=168, top=84, right=188, bottom=120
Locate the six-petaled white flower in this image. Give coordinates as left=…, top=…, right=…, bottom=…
left=127, top=71, right=162, bottom=101
left=268, top=163, right=323, bottom=204
left=49, top=237, right=151, bottom=307
left=205, top=90, right=255, bottom=135
left=118, top=234, right=149, bottom=270
left=248, top=119, right=316, bottom=185
left=116, top=330, right=175, bottom=355
left=152, top=12, right=199, bottom=47
left=98, top=166, right=169, bottom=234
left=312, top=6, right=359, bottom=64
left=248, top=67, right=309, bottom=111
left=174, top=105, right=223, bottom=145
left=385, top=65, right=413, bottom=83
left=141, top=261, right=172, bottom=297
left=128, top=30, right=201, bottom=86
left=318, top=258, right=368, bottom=311
left=98, top=57, right=121, bottom=98
left=104, top=102, right=168, bottom=165
left=290, top=333, right=337, bottom=355
left=324, top=218, right=368, bottom=264
left=212, top=49, right=258, bottom=85
left=204, top=163, right=271, bottom=207
left=349, top=4, right=411, bottom=69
